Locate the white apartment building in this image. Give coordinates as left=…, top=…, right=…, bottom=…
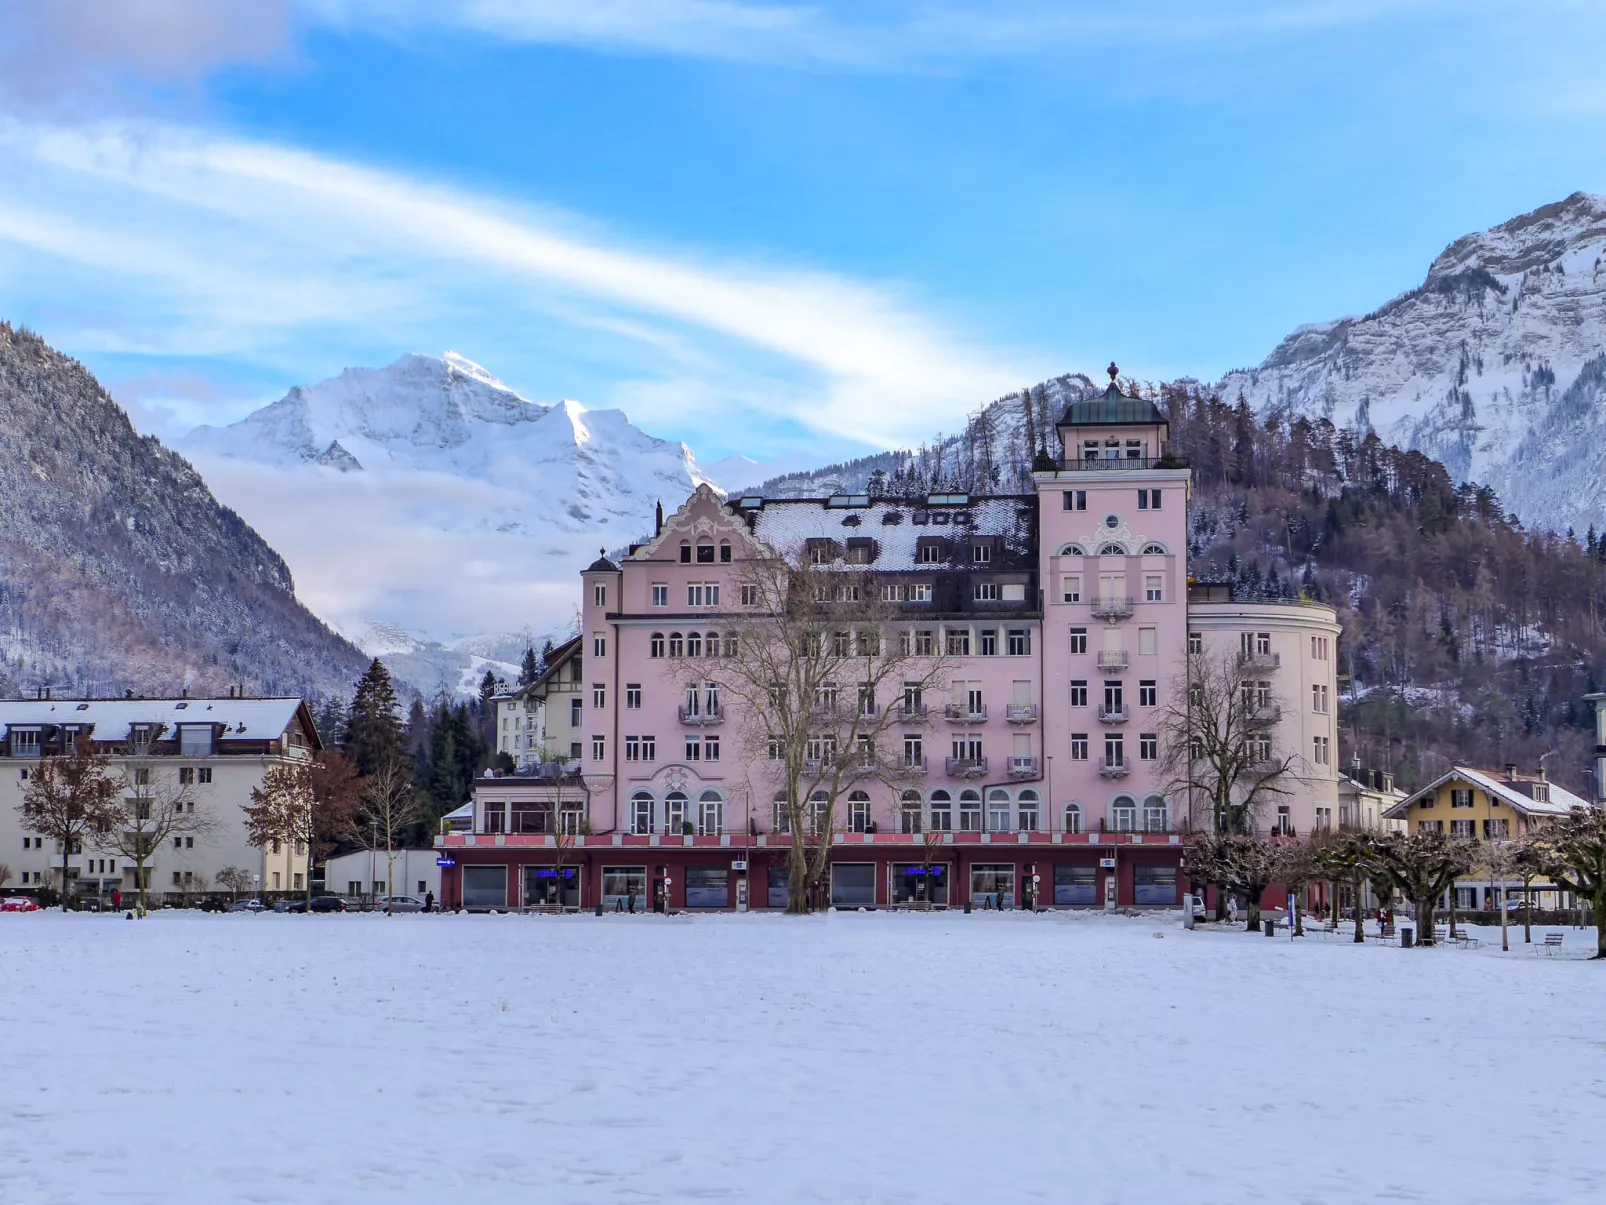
left=0, top=696, right=319, bottom=902
left=493, top=636, right=584, bottom=769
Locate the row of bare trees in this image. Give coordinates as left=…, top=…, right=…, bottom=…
left=1187, top=809, right=1606, bottom=957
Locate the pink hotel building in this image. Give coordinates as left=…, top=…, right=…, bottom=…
left=438, top=379, right=1341, bottom=912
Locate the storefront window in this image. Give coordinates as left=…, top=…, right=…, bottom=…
left=602, top=866, right=647, bottom=910
left=1133, top=864, right=1177, bottom=905
left=1054, top=863, right=1097, bottom=905
left=685, top=866, right=729, bottom=908
left=461, top=865, right=507, bottom=910
left=767, top=864, right=790, bottom=908
left=970, top=864, right=1014, bottom=908
left=831, top=863, right=876, bottom=908
left=892, top=863, right=949, bottom=906
left=523, top=865, right=579, bottom=909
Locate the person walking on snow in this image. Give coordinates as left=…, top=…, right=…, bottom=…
left=1227, top=895, right=1238, bottom=925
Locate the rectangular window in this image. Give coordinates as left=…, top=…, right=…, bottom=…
left=641, top=736, right=656, bottom=761
left=1139, top=733, right=1158, bottom=761
left=978, top=629, right=998, bottom=656
left=1138, top=627, right=1156, bottom=656
left=1483, top=818, right=1510, bottom=839
left=1062, top=490, right=1087, bottom=511
left=1054, top=864, right=1097, bottom=905
left=973, top=582, right=1001, bottom=602
left=625, top=736, right=641, bottom=762
left=704, top=735, right=720, bottom=761
left=1144, top=575, right=1163, bottom=602
left=651, top=584, right=668, bottom=607
left=1450, top=820, right=1476, bottom=839
left=179, top=767, right=194, bottom=784
left=1007, top=629, right=1030, bottom=656
left=1139, top=680, right=1156, bottom=707
left=592, top=684, right=606, bottom=709
left=1188, top=631, right=1202, bottom=655
left=1311, top=635, right=1329, bottom=660
left=1312, top=684, right=1329, bottom=714
left=946, top=628, right=971, bottom=656
left=592, top=634, right=606, bottom=658
left=1312, top=735, right=1330, bottom=766
left=198, top=767, right=211, bottom=784
left=971, top=543, right=992, bottom=563
left=134, top=768, right=150, bottom=786
left=1133, top=864, right=1177, bottom=906
left=626, top=684, right=642, bottom=709
left=698, top=544, right=716, bottom=563
left=915, top=629, right=935, bottom=656
left=592, top=735, right=606, bottom=761
left=970, top=865, right=1015, bottom=909
left=741, top=584, right=759, bottom=606
left=909, top=583, right=932, bottom=602
left=1069, top=681, right=1087, bottom=707
left=593, top=583, right=607, bottom=608
left=685, top=736, right=701, bottom=762
left=1062, top=575, right=1082, bottom=604
left=1134, top=488, right=1160, bottom=510
left=1104, top=734, right=1124, bottom=766
left=903, top=735, right=924, bottom=767
left=688, top=583, right=703, bottom=607
left=1450, top=789, right=1473, bottom=808
left=570, top=698, right=582, bottom=726
left=1070, top=627, right=1087, bottom=655
left=918, top=544, right=943, bottom=564
left=650, top=633, right=665, bottom=657
left=1070, top=734, right=1089, bottom=761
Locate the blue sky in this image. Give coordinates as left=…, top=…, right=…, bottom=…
left=3, top=0, right=1606, bottom=472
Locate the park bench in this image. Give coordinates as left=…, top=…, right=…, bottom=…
left=1542, top=933, right=1565, bottom=954
left=1379, top=923, right=1395, bottom=940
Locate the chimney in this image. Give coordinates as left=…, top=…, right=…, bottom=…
left=1505, top=763, right=1518, bottom=782
left=655, top=499, right=664, bottom=536
left=1538, top=766, right=1548, bottom=782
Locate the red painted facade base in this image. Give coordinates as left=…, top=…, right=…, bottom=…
left=435, top=832, right=1188, bottom=912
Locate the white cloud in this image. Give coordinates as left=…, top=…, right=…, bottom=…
left=0, top=119, right=1023, bottom=450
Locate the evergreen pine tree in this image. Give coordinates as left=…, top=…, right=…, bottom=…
left=519, top=646, right=539, bottom=686
left=343, top=659, right=406, bottom=776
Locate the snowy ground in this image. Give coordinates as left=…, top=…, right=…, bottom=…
left=2, top=912, right=1603, bottom=1205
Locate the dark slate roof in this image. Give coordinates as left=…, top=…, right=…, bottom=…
left=1057, top=383, right=1167, bottom=427
left=585, top=549, right=620, bottom=572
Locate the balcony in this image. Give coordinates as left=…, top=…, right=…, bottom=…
left=1053, top=455, right=1189, bottom=472
left=901, top=757, right=930, bottom=775
left=1238, top=651, right=1281, bottom=670
left=1097, top=757, right=1130, bottom=778
left=943, top=703, right=988, bottom=724
left=1007, top=756, right=1039, bottom=777
left=677, top=705, right=725, bottom=725
left=945, top=756, right=989, bottom=778
left=1005, top=703, right=1038, bottom=724
left=1090, top=596, right=1134, bottom=621
left=1095, top=651, right=1129, bottom=672
left=893, top=702, right=929, bottom=721
left=1097, top=703, right=1129, bottom=724
left=1244, top=702, right=1281, bottom=726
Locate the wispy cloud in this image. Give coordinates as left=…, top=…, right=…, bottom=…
left=0, top=119, right=1022, bottom=449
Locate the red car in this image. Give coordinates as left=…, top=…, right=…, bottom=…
left=1, top=897, right=41, bottom=913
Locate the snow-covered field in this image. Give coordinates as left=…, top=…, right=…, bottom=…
left=3, top=911, right=1602, bottom=1204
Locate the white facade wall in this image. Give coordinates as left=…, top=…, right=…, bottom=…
left=325, top=848, right=441, bottom=900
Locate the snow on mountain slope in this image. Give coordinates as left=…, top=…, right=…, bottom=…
left=1219, top=191, right=1606, bottom=533
left=179, top=353, right=718, bottom=656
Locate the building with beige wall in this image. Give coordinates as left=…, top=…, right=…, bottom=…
left=494, top=636, right=584, bottom=770
left=1, top=696, right=318, bottom=903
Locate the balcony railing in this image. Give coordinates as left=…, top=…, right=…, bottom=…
left=1095, top=651, right=1129, bottom=672
left=893, top=702, right=928, bottom=721
left=1097, top=703, right=1129, bottom=724
left=943, top=703, right=988, bottom=724
left=1244, top=702, right=1281, bottom=726
left=945, top=756, right=989, bottom=778
left=678, top=705, right=725, bottom=725
left=1238, top=651, right=1281, bottom=670
left=1005, top=703, right=1038, bottom=724
left=901, top=757, right=930, bottom=775
left=1054, top=455, right=1189, bottom=472
left=1007, top=756, right=1039, bottom=777
left=1090, top=597, right=1134, bottom=621
left=1097, top=757, right=1130, bottom=778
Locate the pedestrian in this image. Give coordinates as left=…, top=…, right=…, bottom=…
left=424, top=890, right=434, bottom=913
left=111, top=888, right=121, bottom=910
left=1227, top=895, right=1238, bottom=925
left=628, top=890, right=636, bottom=914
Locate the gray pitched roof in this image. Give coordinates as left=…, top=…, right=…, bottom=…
left=0, top=697, right=306, bottom=742
left=1057, top=383, right=1167, bottom=427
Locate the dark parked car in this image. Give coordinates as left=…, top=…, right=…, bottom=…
left=309, top=896, right=347, bottom=913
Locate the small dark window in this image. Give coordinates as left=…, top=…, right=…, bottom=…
left=719, top=542, right=732, bottom=563
left=679, top=543, right=691, bottom=564
left=697, top=543, right=716, bottom=563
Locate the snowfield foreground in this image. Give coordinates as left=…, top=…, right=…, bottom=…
left=3, top=912, right=1603, bottom=1204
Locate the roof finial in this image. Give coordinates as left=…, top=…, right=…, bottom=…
left=1107, top=361, right=1120, bottom=384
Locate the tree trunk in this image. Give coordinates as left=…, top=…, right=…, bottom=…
left=1351, top=874, right=1365, bottom=943
left=1522, top=877, right=1533, bottom=944
left=786, top=837, right=810, bottom=914
left=1448, top=890, right=1459, bottom=939
left=1417, top=898, right=1437, bottom=945
left=1293, top=889, right=1305, bottom=936
left=1245, top=890, right=1262, bottom=931
left=60, top=838, right=71, bottom=912
left=1594, top=890, right=1606, bottom=960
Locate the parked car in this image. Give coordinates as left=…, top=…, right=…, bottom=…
left=1505, top=897, right=1537, bottom=912
left=228, top=899, right=265, bottom=913
left=379, top=895, right=425, bottom=913
left=1, top=896, right=41, bottom=913
left=309, top=896, right=347, bottom=914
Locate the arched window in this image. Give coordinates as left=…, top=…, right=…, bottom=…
left=847, top=790, right=871, bottom=833
left=668, top=632, right=684, bottom=658
left=679, top=540, right=692, bottom=564
left=696, top=539, right=715, bottom=564
left=650, top=633, right=665, bottom=658
left=665, top=791, right=689, bottom=834
left=987, top=788, right=1011, bottom=832
left=929, top=789, right=952, bottom=830
left=900, top=789, right=923, bottom=834
left=1111, top=794, right=1136, bottom=832
left=1097, top=542, right=1128, bottom=557
left=698, top=789, right=723, bottom=835
left=686, top=631, right=702, bottom=658
left=1140, top=542, right=1168, bottom=555
left=959, top=789, right=982, bottom=832
left=1063, top=802, right=1083, bottom=834
left=719, top=539, right=732, bottom=563
left=705, top=632, right=720, bottom=657
left=1059, top=543, right=1086, bottom=557
left=1016, top=788, right=1040, bottom=832
left=630, top=791, right=655, bottom=834
left=1143, top=793, right=1168, bottom=834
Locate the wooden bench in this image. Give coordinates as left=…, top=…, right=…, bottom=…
left=1379, top=923, right=1396, bottom=940
left=1543, top=933, right=1565, bottom=954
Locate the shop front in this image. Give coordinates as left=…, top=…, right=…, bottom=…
left=891, top=862, right=950, bottom=907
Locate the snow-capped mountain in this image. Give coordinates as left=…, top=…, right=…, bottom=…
left=1219, top=191, right=1606, bottom=533
left=179, top=352, right=719, bottom=660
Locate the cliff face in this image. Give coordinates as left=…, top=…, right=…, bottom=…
left=0, top=321, right=367, bottom=698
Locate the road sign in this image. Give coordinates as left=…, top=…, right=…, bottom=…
left=436, top=857, right=456, bottom=868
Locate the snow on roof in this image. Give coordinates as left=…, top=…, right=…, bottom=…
left=1385, top=765, right=1590, bottom=820
left=0, top=698, right=305, bottom=741
left=744, top=495, right=1037, bottom=570
left=1339, top=773, right=1407, bottom=800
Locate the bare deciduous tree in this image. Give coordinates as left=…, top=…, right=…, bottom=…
left=719, top=551, right=950, bottom=913
left=1536, top=806, right=1606, bottom=959
left=1369, top=830, right=1476, bottom=946
left=1311, top=828, right=1378, bottom=943
left=245, top=751, right=364, bottom=909
left=103, top=759, right=219, bottom=914
left=214, top=865, right=254, bottom=902
left=362, top=759, right=425, bottom=907
left=1158, top=648, right=1297, bottom=835
left=1270, top=837, right=1318, bottom=935
left=18, top=740, right=122, bottom=910
left=1186, top=832, right=1277, bottom=930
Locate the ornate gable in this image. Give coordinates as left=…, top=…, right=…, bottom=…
left=629, top=483, right=751, bottom=561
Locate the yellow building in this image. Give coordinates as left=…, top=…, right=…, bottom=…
left=1382, top=765, right=1586, bottom=911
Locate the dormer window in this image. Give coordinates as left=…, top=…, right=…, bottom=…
left=1533, top=781, right=1549, bottom=803
left=130, top=724, right=155, bottom=751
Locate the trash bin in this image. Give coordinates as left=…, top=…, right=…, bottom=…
left=963, top=901, right=972, bottom=915
left=1264, top=918, right=1275, bottom=937
left=1401, top=927, right=1414, bottom=948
